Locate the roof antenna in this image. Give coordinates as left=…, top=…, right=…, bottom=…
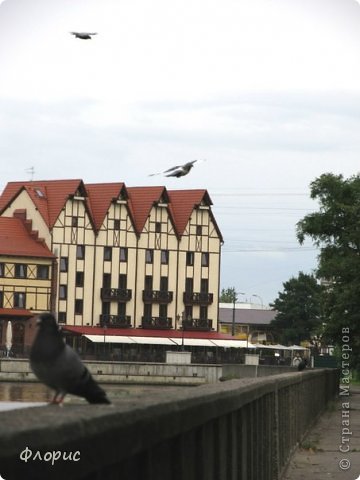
left=25, top=166, right=35, bottom=181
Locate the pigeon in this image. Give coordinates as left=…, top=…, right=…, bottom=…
left=149, top=160, right=199, bottom=178
left=70, top=32, right=98, bottom=40
left=297, top=358, right=307, bottom=371
left=30, top=313, right=110, bottom=404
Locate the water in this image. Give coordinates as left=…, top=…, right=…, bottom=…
left=0, top=382, right=185, bottom=411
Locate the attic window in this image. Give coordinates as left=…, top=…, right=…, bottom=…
left=35, top=188, right=45, bottom=198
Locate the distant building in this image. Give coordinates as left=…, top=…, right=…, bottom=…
left=0, top=180, right=223, bottom=353
left=219, top=302, right=276, bottom=343
left=0, top=215, right=55, bottom=355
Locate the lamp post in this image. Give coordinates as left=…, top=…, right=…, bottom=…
left=251, top=294, right=264, bottom=309
left=231, top=291, right=245, bottom=337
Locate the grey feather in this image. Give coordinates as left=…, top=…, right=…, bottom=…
left=30, top=313, right=110, bottom=404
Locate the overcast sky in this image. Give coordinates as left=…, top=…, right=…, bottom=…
left=1, top=0, right=360, bottom=305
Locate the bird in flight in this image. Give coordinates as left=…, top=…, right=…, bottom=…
left=70, top=32, right=98, bottom=40
left=30, top=313, right=111, bottom=405
left=149, top=160, right=200, bottom=178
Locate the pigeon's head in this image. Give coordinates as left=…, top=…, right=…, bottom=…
left=36, top=313, right=60, bottom=333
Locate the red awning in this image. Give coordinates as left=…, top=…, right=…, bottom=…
left=0, top=308, right=34, bottom=318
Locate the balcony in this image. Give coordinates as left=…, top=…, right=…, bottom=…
left=142, top=290, right=173, bottom=304
left=101, top=288, right=132, bottom=302
left=183, top=292, right=214, bottom=305
left=100, top=314, right=132, bottom=328
left=141, top=316, right=173, bottom=330
left=182, top=318, right=213, bottom=331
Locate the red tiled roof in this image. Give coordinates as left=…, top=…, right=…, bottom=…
left=0, top=217, right=54, bottom=258
left=85, top=182, right=127, bottom=232
left=0, top=308, right=34, bottom=317
left=127, top=186, right=170, bottom=234
left=0, top=180, right=223, bottom=241
left=62, top=325, right=235, bottom=340
left=0, top=179, right=85, bottom=229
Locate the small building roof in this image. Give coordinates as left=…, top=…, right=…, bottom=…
left=219, top=306, right=276, bottom=326
left=0, top=217, right=54, bottom=259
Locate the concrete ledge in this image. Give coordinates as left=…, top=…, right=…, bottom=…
left=0, top=369, right=339, bottom=480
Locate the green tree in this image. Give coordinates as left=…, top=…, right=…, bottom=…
left=270, top=272, right=323, bottom=345
left=297, top=173, right=360, bottom=369
left=220, top=287, right=237, bottom=303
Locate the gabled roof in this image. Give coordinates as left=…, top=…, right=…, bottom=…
left=0, top=217, right=54, bottom=258
left=127, top=186, right=171, bottom=234
left=168, top=189, right=223, bottom=241
left=0, top=179, right=86, bottom=229
left=85, top=182, right=129, bottom=232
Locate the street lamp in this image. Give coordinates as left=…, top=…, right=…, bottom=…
left=232, top=291, right=245, bottom=336
left=251, top=294, right=264, bottom=308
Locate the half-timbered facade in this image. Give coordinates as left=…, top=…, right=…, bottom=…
left=0, top=215, right=55, bottom=355
left=0, top=179, right=223, bottom=334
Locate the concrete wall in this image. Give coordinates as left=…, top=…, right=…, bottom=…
left=0, top=358, right=295, bottom=385
left=0, top=369, right=339, bottom=480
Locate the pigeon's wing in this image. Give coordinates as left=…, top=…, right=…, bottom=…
left=163, top=165, right=181, bottom=173
left=53, top=345, right=110, bottom=403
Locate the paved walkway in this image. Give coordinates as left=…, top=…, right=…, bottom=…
left=283, top=384, right=360, bottom=480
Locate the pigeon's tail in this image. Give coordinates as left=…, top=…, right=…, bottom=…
left=70, top=368, right=111, bottom=404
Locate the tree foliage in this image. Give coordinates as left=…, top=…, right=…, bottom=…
left=296, top=173, right=360, bottom=369
left=220, top=287, right=237, bottom=303
left=270, top=272, right=323, bottom=345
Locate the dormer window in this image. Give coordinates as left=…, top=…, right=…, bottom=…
left=35, top=188, right=45, bottom=198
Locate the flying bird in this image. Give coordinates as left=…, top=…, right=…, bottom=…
left=70, top=32, right=98, bottom=40
left=149, top=160, right=200, bottom=178
left=30, top=313, right=110, bottom=405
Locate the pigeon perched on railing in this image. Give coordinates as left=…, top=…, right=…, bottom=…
left=70, top=32, right=98, bottom=40
left=149, top=160, right=199, bottom=178
left=30, top=313, right=110, bottom=405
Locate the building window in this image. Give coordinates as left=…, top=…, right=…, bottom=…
left=102, top=302, right=110, bottom=315
left=201, top=252, right=209, bottom=267
left=118, top=302, right=126, bottom=316
left=160, top=277, right=168, bottom=293
left=59, top=285, right=67, bottom=300
left=144, top=275, right=153, bottom=291
left=58, top=312, right=67, bottom=324
left=75, top=299, right=83, bottom=315
left=185, top=277, right=193, bottom=293
left=76, top=271, right=84, bottom=287
left=119, top=274, right=127, bottom=289
left=104, top=247, right=112, bottom=261
left=186, top=251, right=194, bottom=266
left=120, top=247, right=128, bottom=262
left=0, top=291, right=3, bottom=308
left=76, top=245, right=85, bottom=259
left=103, top=273, right=111, bottom=289
left=155, top=222, right=161, bottom=233
left=0, top=263, right=4, bottom=277
left=201, top=279, right=209, bottom=293
left=159, top=303, right=168, bottom=318
left=144, top=303, right=152, bottom=318
left=15, top=264, right=27, bottom=278
left=14, top=292, right=26, bottom=308
left=145, top=249, right=153, bottom=264
left=200, top=306, right=208, bottom=320
left=114, top=219, right=120, bottom=230
left=60, top=257, right=68, bottom=272
left=196, top=225, right=202, bottom=236
left=37, top=265, right=49, bottom=279
left=161, top=250, right=169, bottom=264
left=71, top=217, right=78, bottom=227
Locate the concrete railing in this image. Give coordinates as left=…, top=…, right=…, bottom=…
left=0, top=358, right=296, bottom=385
left=0, top=369, right=338, bottom=480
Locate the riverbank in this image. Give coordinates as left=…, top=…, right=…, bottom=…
left=0, top=358, right=295, bottom=385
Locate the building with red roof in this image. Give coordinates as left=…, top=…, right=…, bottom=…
left=0, top=213, right=55, bottom=355
left=0, top=179, right=224, bottom=356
